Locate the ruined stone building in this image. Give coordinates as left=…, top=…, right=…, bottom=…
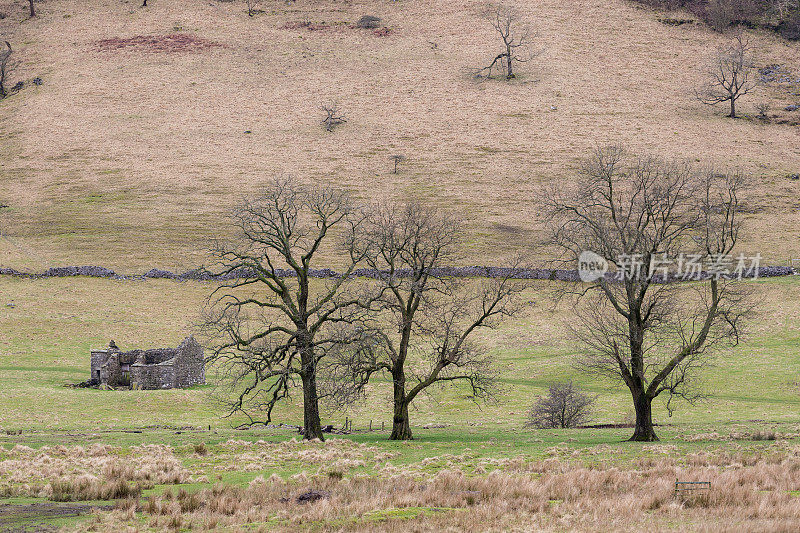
left=90, top=336, right=205, bottom=389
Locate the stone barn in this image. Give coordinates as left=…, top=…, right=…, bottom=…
left=90, top=336, right=205, bottom=389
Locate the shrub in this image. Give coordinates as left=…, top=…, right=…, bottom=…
left=526, top=381, right=596, bottom=429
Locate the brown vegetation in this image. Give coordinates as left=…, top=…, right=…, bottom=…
left=76, top=445, right=800, bottom=532
left=94, top=34, right=223, bottom=54
left=1, top=0, right=799, bottom=271
left=0, top=443, right=189, bottom=500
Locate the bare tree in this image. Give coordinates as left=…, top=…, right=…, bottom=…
left=202, top=177, right=368, bottom=441
left=542, top=146, right=752, bottom=441
left=390, top=154, right=405, bottom=174
left=475, top=4, right=538, bottom=79
left=321, top=102, right=346, bottom=132
left=246, top=0, right=261, bottom=17
left=696, top=32, right=759, bottom=118
left=329, top=203, right=521, bottom=440
left=526, top=381, right=596, bottom=429
left=0, top=42, right=13, bottom=100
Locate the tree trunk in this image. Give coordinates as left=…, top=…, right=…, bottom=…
left=505, top=53, right=514, bottom=79
left=28, top=0, right=35, bottom=17
left=629, top=390, right=658, bottom=441
left=300, top=370, right=324, bottom=441
left=391, top=400, right=412, bottom=440
left=390, top=370, right=412, bottom=440
left=729, top=98, right=736, bottom=118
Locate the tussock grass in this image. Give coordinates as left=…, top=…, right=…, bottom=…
left=75, top=447, right=800, bottom=531
left=0, top=443, right=189, bottom=500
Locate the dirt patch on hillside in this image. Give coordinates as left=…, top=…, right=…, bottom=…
left=94, top=34, right=223, bottom=53
left=0, top=501, right=111, bottom=532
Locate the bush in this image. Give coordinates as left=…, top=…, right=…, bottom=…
left=526, top=381, right=596, bottom=429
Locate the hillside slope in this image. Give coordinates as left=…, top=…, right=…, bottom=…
left=0, top=0, right=798, bottom=272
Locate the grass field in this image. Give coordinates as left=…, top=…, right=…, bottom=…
left=2, top=275, right=800, bottom=434
left=0, top=0, right=799, bottom=272
left=0, top=275, right=799, bottom=529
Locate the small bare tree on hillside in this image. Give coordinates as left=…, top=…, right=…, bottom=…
left=0, top=42, right=14, bottom=99
left=526, top=381, right=596, bottom=429
left=475, top=4, right=539, bottom=79
left=328, top=203, right=522, bottom=440
left=542, top=146, right=753, bottom=441
left=246, top=0, right=262, bottom=17
left=321, top=102, right=346, bottom=132
left=390, top=154, right=405, bottom=174
left=696, top=32, right=759, bottom=118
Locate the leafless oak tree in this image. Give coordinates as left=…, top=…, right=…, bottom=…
left=542, top=146, right=752, bottom=441
left=696, top=32, right=759, bottom=118
left=475, top=4, right=539, bottom=80
left=202, top=177, right=368, bottom=441
left=328, top=203, right=522, bottom=440
left=526, top=381, right=596, bottom=429
left=0, top=42, right=13, bottom=99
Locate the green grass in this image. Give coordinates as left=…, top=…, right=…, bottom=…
left=0, top=497, right=112, bottom=531
left=0, top=275, right=799, bottom=529
left=0, top=275, right=799, bottom=436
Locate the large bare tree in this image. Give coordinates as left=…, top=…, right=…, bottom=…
left=202, top=178, right=367, bottom=441
left=329, top=203, right=521, bottom=440
left=696, top=32, right=759, bottom=118
left=542, top=146, right=752, bottom=441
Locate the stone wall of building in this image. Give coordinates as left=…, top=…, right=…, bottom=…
left=131, top=361, right=176, bottom=390
left=90, top=349, right=108, bottom=383
left=98, top=353, right=122, bottom=386
left=90, top=336, right=204, bottom=390
left=173, top=336, right=205, bottom=388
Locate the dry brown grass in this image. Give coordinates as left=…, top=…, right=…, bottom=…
left=94, top=34, right=224, bottom=53
left=0, top=0, right=798, bottom=272
left=0, top=443, right=190, bottom=500
left=76, top=446, right=800, bottom=532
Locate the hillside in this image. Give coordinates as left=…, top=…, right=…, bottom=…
left=0, top=0, right=799, bottom=272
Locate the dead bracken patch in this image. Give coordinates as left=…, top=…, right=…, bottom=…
left=94, top=34, right=223, bottom=53
left=281, top=21, right=339, bottom=32
left=280, top=21, right=393, bottom=37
